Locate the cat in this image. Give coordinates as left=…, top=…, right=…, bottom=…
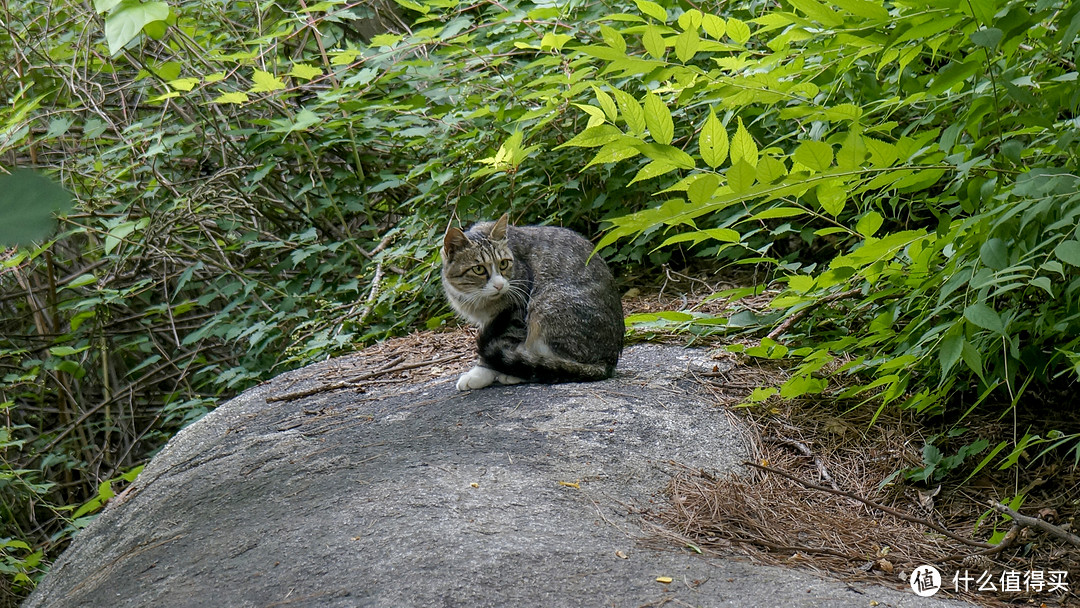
left=441, top=213, right=624, bottom=391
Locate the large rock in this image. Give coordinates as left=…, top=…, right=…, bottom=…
left=26, top=344, right=966, bottom=607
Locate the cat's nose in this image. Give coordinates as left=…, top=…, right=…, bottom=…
left=492, top=277, right=506, bottom=291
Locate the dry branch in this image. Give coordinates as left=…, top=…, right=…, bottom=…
left=993, top=501, right=1080, bottom=547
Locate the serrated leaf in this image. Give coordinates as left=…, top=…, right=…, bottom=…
left=585, top=142, right=640, bottom=168
left=755, top=155, right=787, bottom=184
left=793, top=140, right=833, bottom=172
left=817, top=179, right=846, bottom=216
left=104, top=0, right=170, bottom=56
left=211, top=91, right=249, bottom=105
left=726, top=17, right=751, bottom=44
left=675, top=27, right=700, bottom=62
left=591, top=86, right=618, bottom=122
left=699, top=109, right=728, bottom=169
left=557, top=125, right=625, bottom=148
left=288, top=63, right=323, bottom=80
left=687, top=174, right=720, bottom=204
left=249, top=69, right=286, bottom=93
left=701, top=14, right=726, bottom=39
left=612, top=88, right=646, bottom=135
left=970, top=27, right=1003, bottom=50
left=964, top=302, right=1004, bottom=334
left=369, top=33, right=403, bottom=47
left=644, top=93, right=674, bottom=146
left=727, top=159, right=756, bottom=193
left=635, top=143, right=694, bottom=169
left=599, top=24, right=626, bottom=52
left=635, top=0, right=667, bottom=22
left=629, top=160, right=678, bottom=184
left=729, top=118, right=757, bottom=167
left=856, top=211, right=883, bottom=237
left=168, top=77, right=199, bottom=92
left=837, top=131, right=868, bottom=170
left=940, top=333, right=963, bottom=374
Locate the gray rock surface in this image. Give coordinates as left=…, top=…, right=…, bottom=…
left=26, top=344, right=968, bottom=607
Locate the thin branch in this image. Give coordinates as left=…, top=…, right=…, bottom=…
left=992, top=502, right=1080, bottom=547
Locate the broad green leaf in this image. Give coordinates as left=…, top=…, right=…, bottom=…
left=729, top=118, right=757, bottom=167
left=249, top=69, right=286, bottom=93
left=635, top=0, right=667, bottom=22
left=675, top=27, right=700, bottom=62
left=793, top=140, right=833, bottom=172
left=687, top=174, right=719, bottom=204
left=635, top=143, right=694, bottom=169
left=755, top=156, right=787, bottom=184
left=642, top=25, right=666, bottom=59
left=629, top=160, right=678, bottom=184
left=979, top=237, right=1008, bottom=270
left=726, top=17, right=751, bottom=44
left=970, top=27, right=1003, bottom=50
left=678, top=9, right=702, bottom=31
left=612, top=88, right=646, bottom=135
left=967, top=0, right=996, bottom=25
left=788, top=0, right=843, bottom=26
left=557, top=125, right=624, bottom=148
left=599, top=25, right=626, bottom=52
left=168, top=77, right=199, bottom=91
left=369, top=33, right=403, bottom=47
left=699, top=109, right=728, bottom=169
left=701, top=14, right=726, bottom=39
left=1054, top=240, right=1080, bottom=266
left=0, top=170, right=75, bottom=247
left=585, top=142, right=640, bottom=168
left=750, top=207, right=806, bottom=220
left=817, top=179, right=846, bottom=216
left=95, top=0, right=124, bottom=12
left=644, top=93, right=674, bottom=146
left=837, top=131, right=868, bottom=170
left=831, top=0, right=889, bottom=20
left=727, top=159, right=756, bottom=193
left=104, top=0, right=170, bottom=55
left=964, top=302, right=1004, bottom=334
left=706, top=228, right=741, bottom=242
left=856, top=211, right=883, bottom=237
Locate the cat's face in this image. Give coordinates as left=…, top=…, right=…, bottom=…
left=441, top=215, right=517, bottom=323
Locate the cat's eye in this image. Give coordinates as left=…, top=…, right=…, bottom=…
left=471, top=264, right=487, bottom=275
left=498, top=259, right=511, bottom=271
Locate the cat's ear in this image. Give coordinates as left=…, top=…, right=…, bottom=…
left=443, top=227, right=468, bottom=258
left=490, top=213, right=510, bottom=241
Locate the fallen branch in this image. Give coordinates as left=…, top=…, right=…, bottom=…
left=267, top=353, right=466, bottom=402
left=993, top=502, right=1080, bottom=547
left=744, top=462, right=994, bottom=549
left=766, top=288, right=862, bottom=341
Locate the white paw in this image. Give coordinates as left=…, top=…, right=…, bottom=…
left=457, top=366, right=496, bottom=391
left=495, top=373, right=524, bottom=385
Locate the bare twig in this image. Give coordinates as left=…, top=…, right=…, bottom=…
left=762, top=436, right=839, bottom=491
left=993, top=502, right=1080, bottom=547
left=766, top=288, right=862, bottom=341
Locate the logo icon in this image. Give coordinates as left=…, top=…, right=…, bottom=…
left=910, top=565, right=942, bottom=597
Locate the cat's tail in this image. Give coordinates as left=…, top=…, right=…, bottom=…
left=482, top=347, right=615, bottom=383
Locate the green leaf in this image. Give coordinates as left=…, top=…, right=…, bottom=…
left=855, top=211, right=883, bottom=237
left=635, top=0, right=667, bottom=22
left=95, top=0, right=124, bottom=12
left=727, top=159, right=756, bottom=193
left=249, top=69, right=286, bottom=93
left=687, top=174, right=719, bottom=204
left=979, top=237, right=1008, bottom=270
left=674, top=27, right=700, bottom=62
left=940, top=334, right=963, bottom=374
left=629, top=160, right=678, bottom=184
left=635, top=143, right=694, bottom=169
left=643, top=93, right=674, bottom=146
left=584, top=142, right=641, bottom=168
left=104, top=0, right=170, bottom=56
left=831, top=0, right=889, bottom=20
left=642, top=25, right=666, bottom=59
left=289, top=63, right=323, bottom=80
left=699, top=109, right=729, bottom=169
left=793, top=140, right=833, bottom=172
left=967, top=0, right=997, bottom=25
left=837, top=131, right=868, bottom=170
left=211, top=91, right=248, bottom=105
left=729, top=118, right=757, bottom=167
left=817, top=179, right=846, bottom=216
left=591, top=86, right=618, bottom=122
left=1054, top=240, right=1080, bottom=266
left=964, top=302, right=1005, bottom=334
left=755, top=156, right=787, bottom=184
left=612, top=88, right=646, bottom=136
left=725, top=17, right=751, bottom=44
left=701, top=14, right=726, bottom=39
left=970, top=27, right=1003, bottom=50
left=557, top=125, right=625, bottom=148
left=0, top=170, right=75, bottom=247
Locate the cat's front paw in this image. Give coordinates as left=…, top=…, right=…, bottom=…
left=457, top=366, right=496, bottom=391
left=495, top=373, right=524, bottom=385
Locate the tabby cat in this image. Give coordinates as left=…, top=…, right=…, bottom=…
left=441, top=214, right=624, bottom=391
